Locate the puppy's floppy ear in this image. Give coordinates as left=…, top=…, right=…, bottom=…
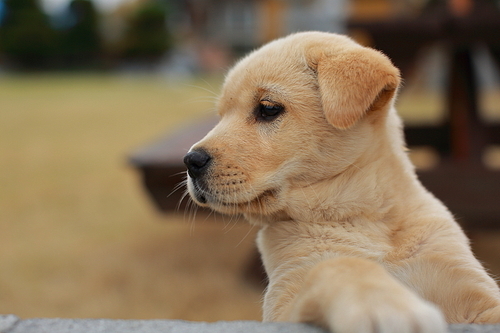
left=308, top=45, right=400, bottom=129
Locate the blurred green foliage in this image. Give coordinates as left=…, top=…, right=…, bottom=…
left=0, top=0, right=57, bottom=69
left=0, top=0, right=173, bottom=70
left=121, top=1, right=173, bottom=62
left=59, top=0, right=102, bottom=67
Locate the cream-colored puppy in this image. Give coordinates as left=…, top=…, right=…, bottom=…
left=183, top=32, right=500, bottom=333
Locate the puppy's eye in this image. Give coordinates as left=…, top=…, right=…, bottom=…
left=256, top=103, right=284, bottom=121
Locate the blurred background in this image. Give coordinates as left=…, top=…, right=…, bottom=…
left=0, top=0, right=500, bottom=322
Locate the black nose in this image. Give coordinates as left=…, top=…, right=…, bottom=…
left=184, top=149, right=212, bottom=179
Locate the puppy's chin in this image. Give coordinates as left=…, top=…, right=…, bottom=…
left=187, top=178, right=283, bottom=216
left=186, top=178, right=210, bottom=207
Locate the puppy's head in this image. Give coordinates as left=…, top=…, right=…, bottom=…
left=184, top=32, right=400, bottom=223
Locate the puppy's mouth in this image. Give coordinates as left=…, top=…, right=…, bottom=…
left=189, top=179, right=279, bottom=213
left=218, top=189, right=278, bottom=207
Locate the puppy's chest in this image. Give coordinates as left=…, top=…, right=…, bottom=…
left=300, top=223, right=392, bottom=260
left=260, top=222, right=396, bottom=264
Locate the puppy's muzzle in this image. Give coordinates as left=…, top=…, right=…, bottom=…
left=184, top=149, right=212, bottom=179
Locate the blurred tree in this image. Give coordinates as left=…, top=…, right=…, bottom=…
left=121, top=0, right=173, bottom=62
left=0, top=0, right=57, bottom=69
left=60, top=0, right=102, bottom=67
left=0, top=0, right=6, bottom=26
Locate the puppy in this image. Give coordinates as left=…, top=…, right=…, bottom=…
left=183, top=32, right=500, bottom=333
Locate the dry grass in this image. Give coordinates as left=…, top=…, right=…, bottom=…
left=0, top=74, right=498, bottom=321
left=0, top=74, right=261, bottom=320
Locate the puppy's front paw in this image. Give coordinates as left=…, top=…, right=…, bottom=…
left=328, top=292, right=446, bottom=333
left=286, top=258, right=447, bottom=333
left=290, top=286, right=447, bottom=333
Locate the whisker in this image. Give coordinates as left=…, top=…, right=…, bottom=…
left=203, top=209, right=215, bottom=223
left=198, top=77, right=220, bottom=96
left=169, top=180, right=187, bottom=198
left=235, top=223, right=256, bottom=248
left=183, top=98, right=219, bottom=106
left=182, top=83, right=219, bottom=98
left=170, top=171, right=188, bottom=178
left=177, top=190, right=190, bottom=212
left=189, top=203, right=199, bottom=235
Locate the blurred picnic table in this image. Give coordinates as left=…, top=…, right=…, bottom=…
left=130, top=0, right=500, bottom=231
left=348, top=0, right=500, bottom=229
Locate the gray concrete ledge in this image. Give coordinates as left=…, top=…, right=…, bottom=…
left=1, top=315, right=500, bottom=333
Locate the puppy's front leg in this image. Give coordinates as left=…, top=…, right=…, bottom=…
left=283, top=257, right=447, bottom=333
left=476, top=306, right=500, bottom=323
